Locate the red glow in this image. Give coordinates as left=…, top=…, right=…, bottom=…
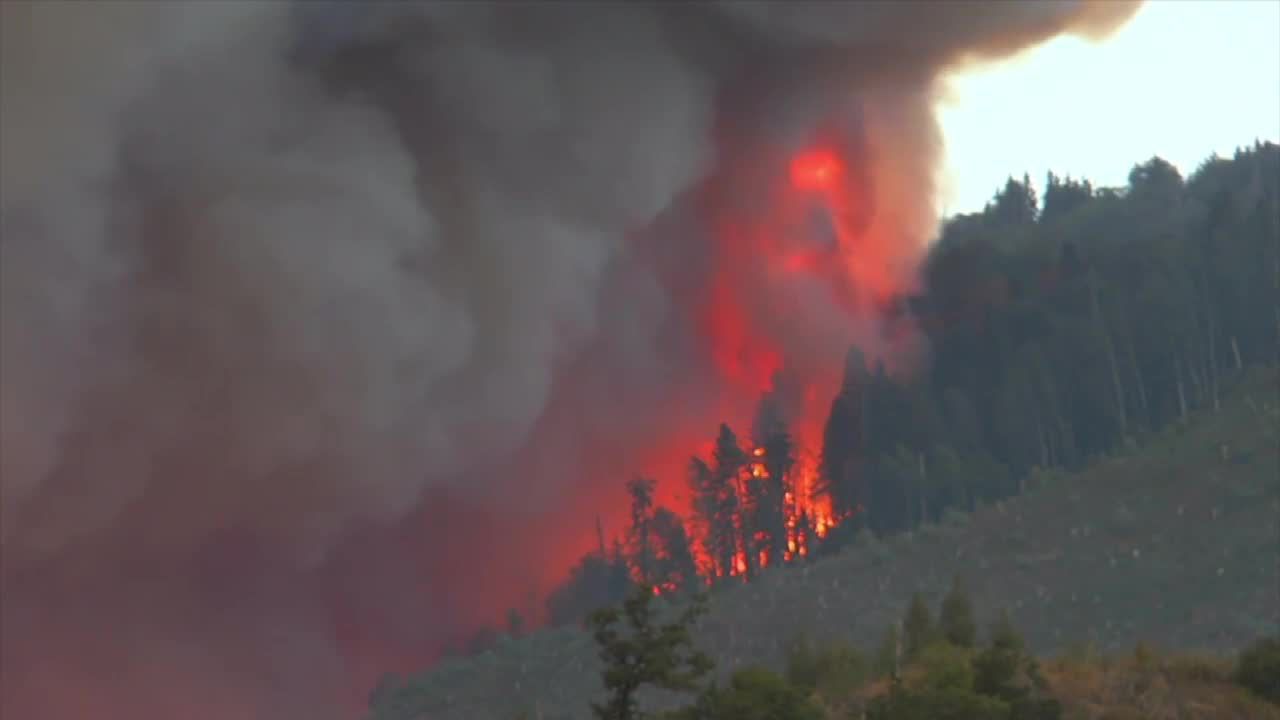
left=497, top=130, right=912, bottom=658
left=604, top=137, right=896, bottom=589
left=790, top=149, right=843, bottom=192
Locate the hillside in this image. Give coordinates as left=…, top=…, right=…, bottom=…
left=370, top=367, right=1279, bottom=719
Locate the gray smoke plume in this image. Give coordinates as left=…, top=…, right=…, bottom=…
left=0, top=2, right=1138, bottom=717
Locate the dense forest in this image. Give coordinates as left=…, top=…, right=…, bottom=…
left=449, top=142, right=1278, bottom=653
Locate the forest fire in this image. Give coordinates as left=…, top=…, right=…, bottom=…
left=609, top=139, right=875, bottom=595
left=1, top=1, right=1146, bottom=716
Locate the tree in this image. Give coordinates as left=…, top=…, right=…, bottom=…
left=1234, top=636, right=1280, bottom=704
left=876, top=622, right=902, bottom=678
left=987, top=174, right=1039, bottom=226
left=784, top=632, right=867, bottom=700
left=506, top=608, right=525, bottom=638
left=547, top=546, right=632, bottom=626
left=710, top=424, right=748, bottom=578
left=903, top=593, right=936, bottom=661
left=627, top=477, right=657, bottom=585
left=588, top=586, right=713, bottom=720
left=1040, top=171, right=1092, bottom=224
left=688, top=458, right=717, bottom=578
left=972, top=611, right=1061, bottom=719
left=820, top=347, right=867, bottom=522
left=685, top=667, right=823, bottom=720
left=749, top=408, right=793, bottom=565
left=651, top=507, right=698, bottom=592
left=939, top=575, right=977, bottom=649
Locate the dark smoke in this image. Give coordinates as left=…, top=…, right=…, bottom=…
left=0, top=2, right=1138, bottom=717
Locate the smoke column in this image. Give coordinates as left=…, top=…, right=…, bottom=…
left=0, top=2, right=1138, bottom=717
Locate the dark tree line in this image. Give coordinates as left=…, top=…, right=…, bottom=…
left=817, top=143, right=1277, bottom=538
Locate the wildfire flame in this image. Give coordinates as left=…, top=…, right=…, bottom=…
left=623, top=140, right=876, bottom=590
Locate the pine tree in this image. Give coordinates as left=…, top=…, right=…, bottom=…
left=973, top=610, right=1026, bottom=699
left=651, top=507, right=698, bottom=591
left=820, top=347, right=867, bottom=521
left=902, top=592, right=936, bottom=661
left=688, top=457, right=717, bottom=578
left=711, top=424, right=748, bottom=578
left=506, top=608, right=525, bottom=638
left=626, top=477, right=657, bottom=585
left=588, top=586, right=713, bottom=720
left=939, top=575, right=977, bottom=648
left=750, top=399, right=793, bottom=566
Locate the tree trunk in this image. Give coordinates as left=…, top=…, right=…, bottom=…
left=1187, top=338, right=1204, bottom=405
left=1208, top=311, right=1221, bottom=412
left=1174, top=353, right=1189, bottom=423
left=1089, top=272, right=1128, bottom=435
left=917, top=452, right=929, bottom=524
left=1127, top=336, right=1150, bottom=429
left=1036, top=414, right=1049, bottom=469
left=1230, top=335, right=1243, bottom=371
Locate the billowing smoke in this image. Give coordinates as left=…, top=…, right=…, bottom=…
left=0, top=2, right=1138, bottom=717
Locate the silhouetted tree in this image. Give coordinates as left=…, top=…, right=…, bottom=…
left=626, top=476, right=657, bottom=585
left=651, top=507, right=699, bottom=592
left=710, top=424, right=748, bottom=578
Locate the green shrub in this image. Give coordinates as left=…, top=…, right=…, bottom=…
left=914, top=643, right=975, bottom=692
left=685, top=667, right=823, bottom=720
left=942, top=507, right=970, bottom=527
left=867, top=679, right=1008, bottom=720
left=784, top=633, right=867, bottom=701
left=812, top=644, right=869, bottom=701
left=1234, top=636, right=1280, bottom=704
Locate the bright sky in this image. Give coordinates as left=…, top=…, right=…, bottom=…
left=937, top=0, right=1280, bottom=216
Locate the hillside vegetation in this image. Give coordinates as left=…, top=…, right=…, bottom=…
left=537, top=143, right=1278, bottom=629
left=370, top=366, right=1279, bottom=720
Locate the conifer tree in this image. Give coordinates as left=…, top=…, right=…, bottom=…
left=588, top=586, right=713, bottom=720
left=902, top=592, right=936, bottom=661
left=939, top=574, right=977, bottom=649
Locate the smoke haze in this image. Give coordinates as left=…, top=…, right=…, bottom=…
left=0, top=1, right=1138, bottom=717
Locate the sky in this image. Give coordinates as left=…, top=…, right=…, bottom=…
left=938, top=0, right=1280, bottom=216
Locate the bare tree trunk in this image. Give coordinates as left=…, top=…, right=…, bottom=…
left=1090, top=272, right=1128, bottom=435
left=596, top=516, right=606, bottom=556
left=893, top=620, right=903, bottom=678
left=1174, top=353, right=1189, bottom=423
left=1187, top=338, right=1204, bottom=405
left=1036, top=414, right=1049, bottom=469
left=1127, top=336, right=1150, bottom=429
left=1208, top=311, right=1221, bottom=412
left=1230, top=335, right=1243, bottom=371
left=917, top=452, right=929, bottom=524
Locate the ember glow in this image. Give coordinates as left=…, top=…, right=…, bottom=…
left=610, top=138, right=880, bottom=590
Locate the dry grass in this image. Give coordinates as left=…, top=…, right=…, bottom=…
left=1044, top=650, right=1279, bottom=720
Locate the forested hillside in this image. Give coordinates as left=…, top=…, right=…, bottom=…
left=540, top=142, right=1279, bottom=625
left=369, top=366, right=1277, bottom=719
left=369, top=144, right=1279, bottom=718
